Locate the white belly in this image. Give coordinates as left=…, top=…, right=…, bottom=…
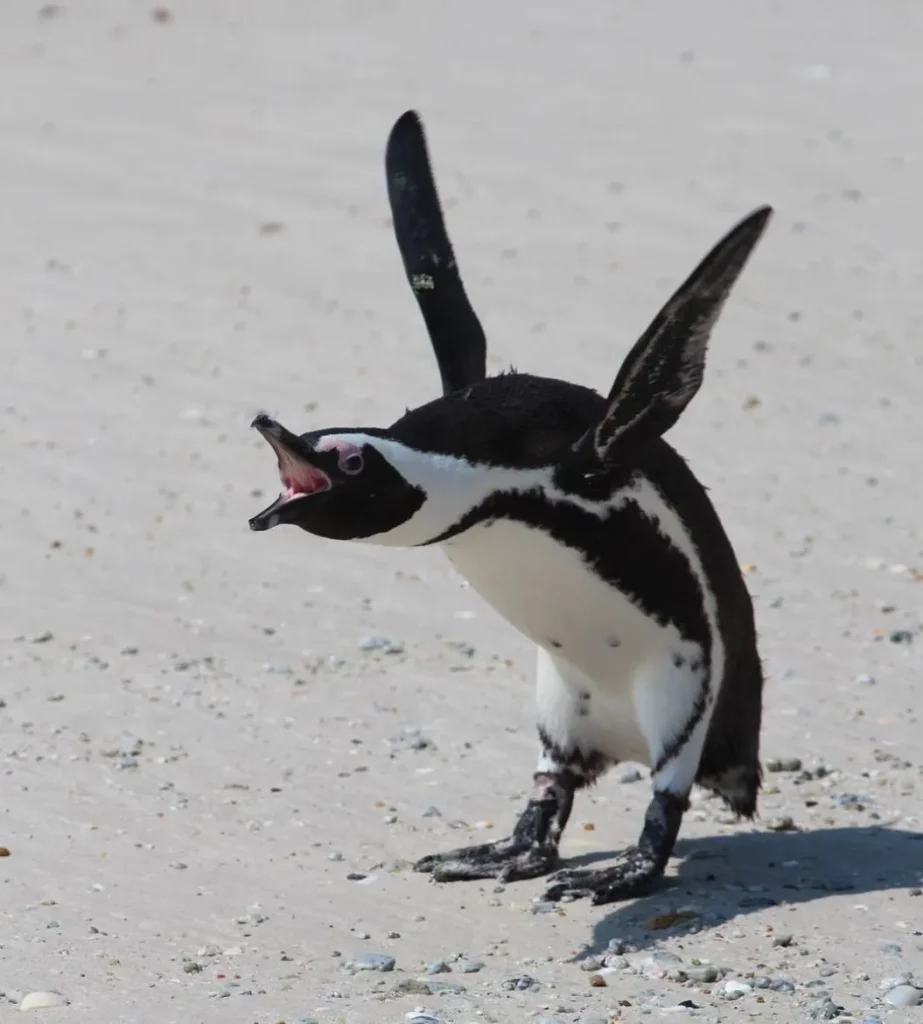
left=442, top=517, right=707, bottom=766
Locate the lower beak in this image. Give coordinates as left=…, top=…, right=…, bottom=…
left=249, top=492, right=298, bottom=531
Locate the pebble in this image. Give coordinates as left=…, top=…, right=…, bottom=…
left=502, top=974, right=539, bottom=991
left=617, top=764, right=643, bottom=783
left=765, top=815, right=797, bottom=831
left=423, top=980, right=466, bottom=995
left=884, top=984, right=923, bottom=1007
left=20, top=992, right=69, bottom=1010
left=359, top=634, right=405, bottom=654
left=685, top=965, right=719, bottom=983
left=877, top=941, right=902, bottom=956
left=538, top=1019, right=568, bottom=1024
left=772, top=933, right=794, bottom=947
left=424, top=959, right=450, bottom=974
left=406, top=1015, right=441, bottom=1024
left=456, top=959, right=484, bottom=973
left=767, top=756, right=803, bottom=772
left=348, top=952, right=395, bottom=972
left=810, top=997, right=845, bottom=1019
left=723, top=980, right=752, bottom=999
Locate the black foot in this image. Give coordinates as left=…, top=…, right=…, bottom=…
left=543, top=845, right=665, bottom=904
left=415, top=770, right=580, bottom=883
left=414, top=837, right=559, bottom=882
left=543, top=790, right=687, bottom=905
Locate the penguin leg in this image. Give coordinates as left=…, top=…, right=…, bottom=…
left=413, top=751, right=605, bottom=882
left=544, top=654, right=713, bottom=905
left=414, top=647, right=612, bottom=883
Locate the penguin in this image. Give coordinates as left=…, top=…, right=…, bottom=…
left=248, top=111, right=772, bottom=905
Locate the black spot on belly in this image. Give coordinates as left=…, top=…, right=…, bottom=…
left=548, top=638, right=563, bottom=649
left=607, top=637, right=621, bottom=648
left=672, top=652, right=685, bottom=668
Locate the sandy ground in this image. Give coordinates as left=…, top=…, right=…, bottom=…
left=2, top=1, right=923, bottom=1021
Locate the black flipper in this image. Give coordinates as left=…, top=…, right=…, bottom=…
left=385, top=110, right=487, bottom=396
left=589, top=205, right=773, bottom=461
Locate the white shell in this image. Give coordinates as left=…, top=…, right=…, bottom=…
left=19, top=991, right=69, bottom=1011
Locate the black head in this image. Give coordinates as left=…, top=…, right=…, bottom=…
left=248, top=414, right=426, bottom=542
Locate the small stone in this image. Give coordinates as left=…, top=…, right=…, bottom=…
left=0, top=846, right=10, bottom=856
left=406, top=1015, right=441, bottom=1024
left=889, top=629, right=914, bottom=644
left=588, top=973, right=607, bottom=987
left=359, top=634, right=405, bottom=654
left=393, top=979, right=432, bottom=995
left=855, top=673, right=876, bottom=686
left=456, top=959, right=484, bottom=973
left=502, top=974, right=539, bottom=992
left=686, top=965, right=719, bottom=983
left=877, top=941, right=902, bottom=956
left=772, top=933, right=794, bottom=947
left=538, top=1019, right=568, bottom=1024
left=766, top=756, right=803, bottom=772
left=328, top=851, right=344, bottom=861
left=579, top=955, right=603, bottom=971
left=424, top=980, right=466, bottom=995
left=348, top=952, right=395, bottom=972
left=182, top=962, right=203, bottom=974
left=884, top=984, right=923, bottom=1007
left=617, top=764, right=643, bottom=783
left=424, top=959, right=450, bottom=974
left=810, top=997, right=845, bottom=1019
left=768, top=978, right=796, bottom=994
left=20, top=992, right=69, bottom=1010
left=765, top=815, right=797, bottom=832
left=723, top=980, right=752, bottom=999
left=421, top=806, right=442, bottom=818
left=169, top=861, right=188, bottom=870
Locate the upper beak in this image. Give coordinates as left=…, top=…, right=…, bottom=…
left=249, top=414, right=331, bottom=531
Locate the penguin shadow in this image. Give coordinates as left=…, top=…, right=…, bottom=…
left=566, top=825, right=923, bottom=958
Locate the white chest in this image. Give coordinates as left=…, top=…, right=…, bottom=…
left=441, top=516, right=693, bottom=684
left=441, top=516, right=713, bottom=768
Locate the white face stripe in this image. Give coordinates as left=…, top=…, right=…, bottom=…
left=327, top=432, right=629, bottom=548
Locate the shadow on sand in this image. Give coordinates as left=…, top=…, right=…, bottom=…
left=561, top=825, right=923, bottom=958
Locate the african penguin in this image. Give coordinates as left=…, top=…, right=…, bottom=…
left=248, top=110, right=772, bottom=905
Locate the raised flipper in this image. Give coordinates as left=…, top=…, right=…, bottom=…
left=385, top=111, right=487, bottom=396
left=582, top=206, right=773, bottom=462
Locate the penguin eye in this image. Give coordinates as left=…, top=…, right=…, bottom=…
left=341, top=452, right=364, bottom=475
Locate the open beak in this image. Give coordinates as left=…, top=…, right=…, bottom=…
left=249, top=414, right=332, bottom=531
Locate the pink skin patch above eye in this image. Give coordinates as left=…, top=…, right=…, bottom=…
left=315, top=435, right=363, bottom=473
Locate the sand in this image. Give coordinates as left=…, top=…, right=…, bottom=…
left=2, top=1, right=922, bottom=1021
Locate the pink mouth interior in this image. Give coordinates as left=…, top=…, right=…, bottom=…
left=274, top=447, right=331, bottom=500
